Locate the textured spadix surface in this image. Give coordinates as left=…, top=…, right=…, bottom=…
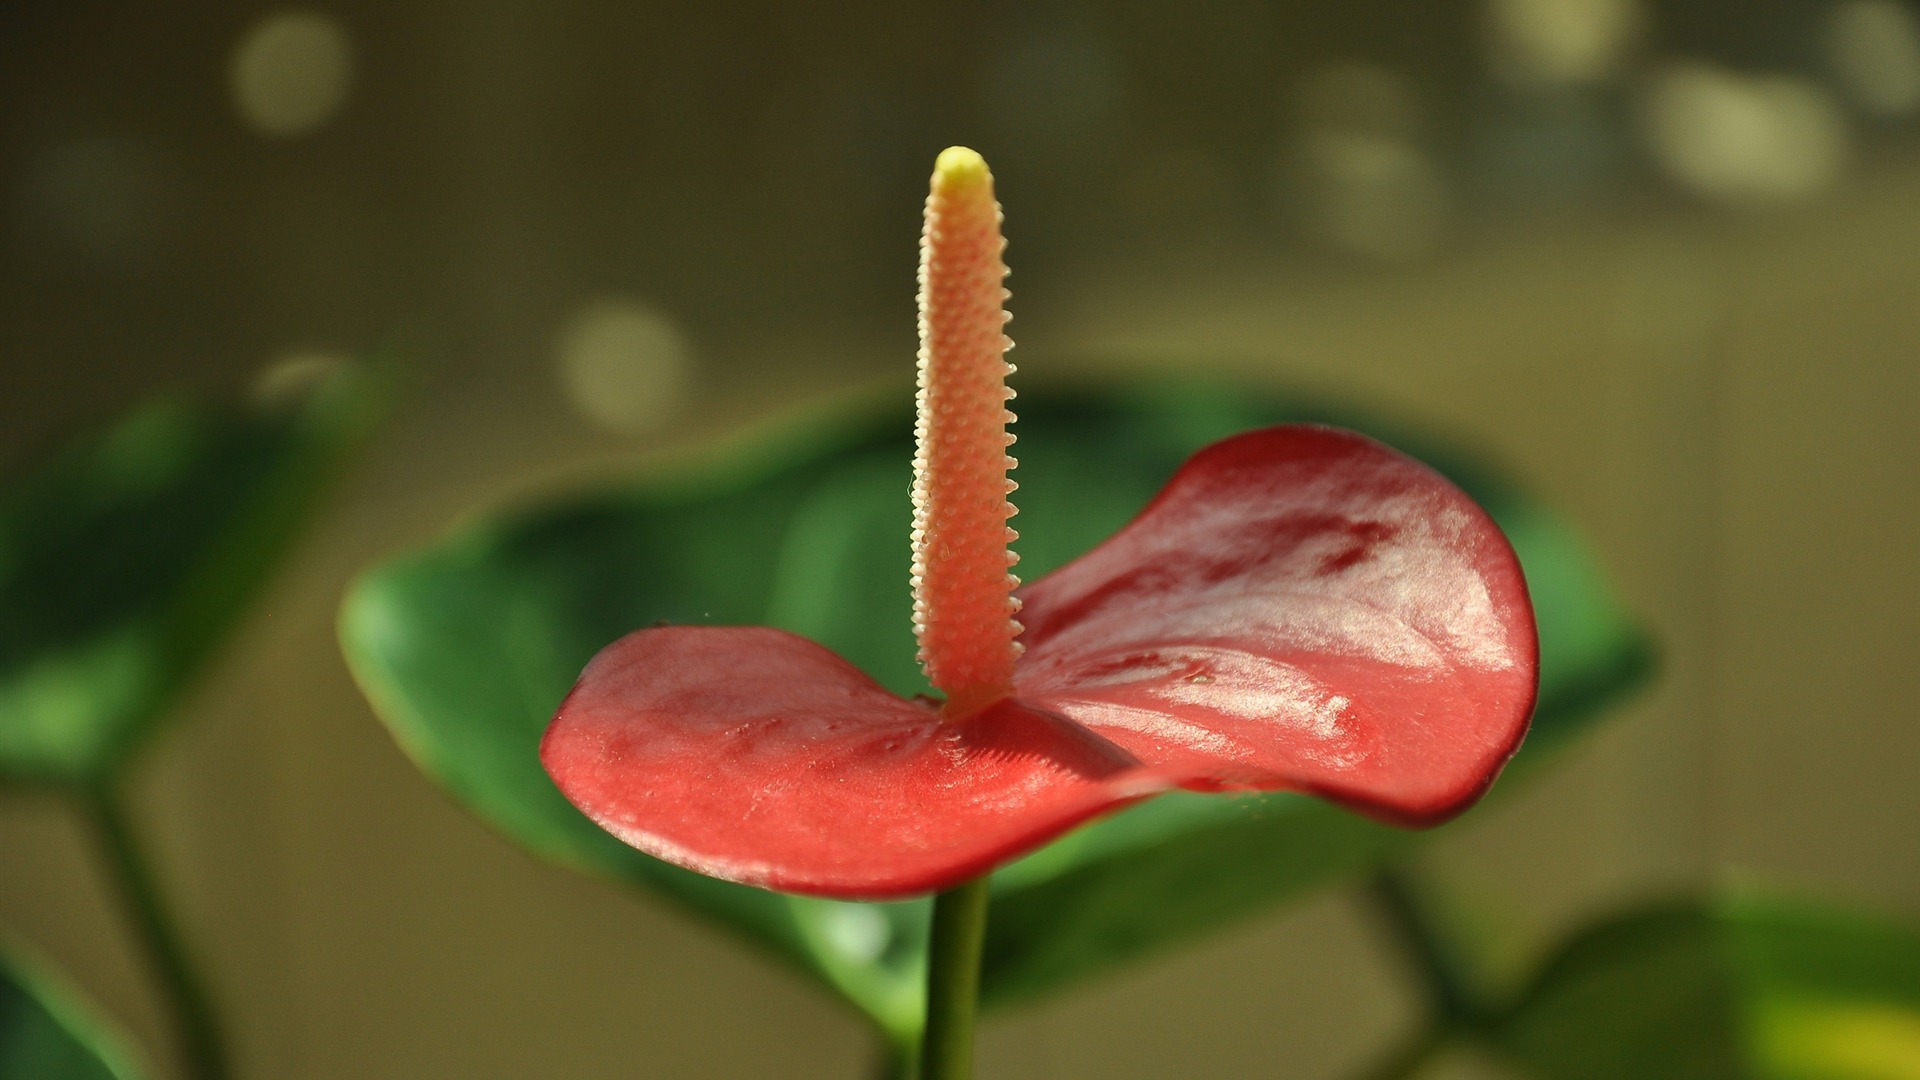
left=911, top=145, right=1022, bottom=713
left=541, top=424, right=1537, bottom=898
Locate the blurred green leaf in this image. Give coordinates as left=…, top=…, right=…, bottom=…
left=0, top=363, right=390, bottom=785
left=338, top=374, right=1648, bottom=1034
left=1491, top=894, right=1920, bottom=1080
left=0, top=946, right=144, bottom=1080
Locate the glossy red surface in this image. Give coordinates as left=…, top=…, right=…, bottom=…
left=542, top=425, right=1538, bottom=898
left=1016, top=426, right=1538, bottom=826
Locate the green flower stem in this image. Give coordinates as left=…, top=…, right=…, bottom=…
left=919, top=876, right=992, bottom=1080
left=81, top=779, right=231, bottom=1080
left=1365, top=869, right=1480, bottom=1030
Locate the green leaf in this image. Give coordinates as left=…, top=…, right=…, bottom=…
left=0, top=945, right=145, bottom=1080
left=0, top=363, right=390, bottom=786
left=1491, top=894, right=1920, bottom=1080
left=970, top=382, right=1652, bottom=1007
left=338, top=373, right=1649, bottom=1034
left=340, top=399, right=935, bottom=1042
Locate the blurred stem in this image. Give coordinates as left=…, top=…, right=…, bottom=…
left=1366, top=869, right=1481, bottom=1030
left=81, top=778, right=230, bottom=1080
left=919, top=876, right=991, bottom=1080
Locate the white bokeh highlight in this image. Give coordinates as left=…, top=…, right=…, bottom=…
left=1642, top=62, right=1851, bottom=204
left=252, top=348, right=348, bottom=406
left=1289, top=66, right=1450, bottom=263
left=230, top=11, right=355, bottom=138
left=554, top=300, right=695, bottom=435
left=1829, top=0, right=1920, bottom=116
left=1485, top=0, right=1643, bottom=85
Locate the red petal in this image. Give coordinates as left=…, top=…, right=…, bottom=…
left=542, top=626, right=1167, bottom=899
left=1015, top=425, right=1538, bottom=826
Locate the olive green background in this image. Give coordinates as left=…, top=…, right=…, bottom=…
left=3, top=2, right=1916, bottom=1077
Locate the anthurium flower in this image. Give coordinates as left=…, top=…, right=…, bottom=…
left=541, top=148, right=1538, bottom=901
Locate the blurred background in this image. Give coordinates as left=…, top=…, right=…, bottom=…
left=2, top=0, right=1917, bottom=1076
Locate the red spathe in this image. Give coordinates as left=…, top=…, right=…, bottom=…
left=542, top=425, right=1538, bottom=899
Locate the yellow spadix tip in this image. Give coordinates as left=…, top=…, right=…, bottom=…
left=933, top=146, right=991, bottom=190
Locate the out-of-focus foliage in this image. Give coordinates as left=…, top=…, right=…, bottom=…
left=0, top=946, right=144, bottom=1080
left=0, top=363, right=389, bottom=786
left=339, top=373, right=1649, bottom=1039
left=1492, top=893, right=1920, bottom=1080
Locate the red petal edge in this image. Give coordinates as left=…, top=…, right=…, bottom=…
left=542, top=425, right=1538, bottom=899
left=1016, top=425, right=1539, bottom=826
left=542, top=626, right=1173, bottom=899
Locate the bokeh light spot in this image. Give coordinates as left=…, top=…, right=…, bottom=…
left=1288, top=66, right=1450, bottom=262
left=229, top=11, right=354, bottom=138
left=554, top=300, right=695, bottom=435
left=252, top=348, right=348, bottom=407
left=817, top=903, right=891, bottom=965
left=1829, top=0, right=1920, bottom=116
left=1485, top=0, right=1643, bottom=86
left=1642, top=62, right=1851, bottom=204
left=1300, top=133, right=1450, bottom=261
